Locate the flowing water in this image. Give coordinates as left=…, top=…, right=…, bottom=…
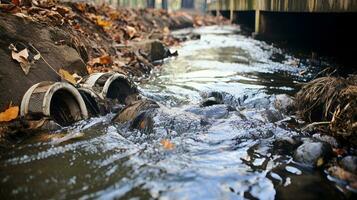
left=0, top=26, right=344, bottom=199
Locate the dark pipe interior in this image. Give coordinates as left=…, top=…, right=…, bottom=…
left=50, top=89, right=81, bottom=126
left=79, top=90, right=101, bottom=117
left=107, top=78, right=137, bottom=104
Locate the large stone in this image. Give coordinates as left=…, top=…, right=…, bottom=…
left=274, top=94, right=294, bottom=114
left=128, top=40, right=171, bottom=62
left=340, top=156, right=357, bottom=173
left=294, top=141, right=332, bottom=167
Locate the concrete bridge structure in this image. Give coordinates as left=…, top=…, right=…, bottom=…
left=208, top=0, right=357, bottom=69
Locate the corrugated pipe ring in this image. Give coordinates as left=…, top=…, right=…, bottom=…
left=80, top=72, right=138, bottom=104
left=20, top=81, right=88, bottom=126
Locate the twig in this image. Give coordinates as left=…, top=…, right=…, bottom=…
left=301, top=121, right=330, bottom=132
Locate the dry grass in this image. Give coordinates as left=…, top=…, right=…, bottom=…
left=295, top=76, right=347, bottom=121
left=295, top=75, right=357, bottom=145
left=330, top=85, right=357, bottom=143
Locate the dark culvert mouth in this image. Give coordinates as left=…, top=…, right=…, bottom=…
left=82, top=73, right=139, bottom=105
left=50, top=89, right=83, bottom=126
left=21, top=82, right=89, bottom=127
left=106, top=78, right=137, bottom=104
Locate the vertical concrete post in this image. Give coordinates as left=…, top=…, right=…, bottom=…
left=254, top=0, right=261, bottom=37
left=230, top=0, right=234, bottom=22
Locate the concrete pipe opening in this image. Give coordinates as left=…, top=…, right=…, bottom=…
left=81, top=73, right=138, bottom=104
left=21, top=82, right=88, bottom=126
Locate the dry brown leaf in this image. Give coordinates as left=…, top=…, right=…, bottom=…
left=160, top=139, right=174, bottom=150
left=0, top=4, right=20, bottom=13
left=108, top=11, right=120, bottom=20
left=163, top=27, right=170, bottom=36
left=126, top=26, right=137, bottom=38
left=11, top=0, right=20, bottom=6
left=59, top=69, right=76, bottom=85
left=52, top=6, right=70, bottom=16
left=11, top=48, right=31, bottom=75
left=91, top=55, right=112, bottom=66
left=74, top=2, right=86, bottom=12
left=87, top=66, right=93, bottom=74
left=0, top=106, right=19, bottom=122
left=99, top=55, right=112, bottom=65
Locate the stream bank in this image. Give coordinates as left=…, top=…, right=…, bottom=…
left=0, top=1, right=228, bottom=137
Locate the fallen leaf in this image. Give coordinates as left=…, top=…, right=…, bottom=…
left=160, top=139, right=174, bottom=150
left=52, top=6, right=70, bottom=16
left=328, top=166, right=357, bottom=183
left=97, top=17, right=112, bottom=28
left=74, top=2, right=86, bottom=12
left=316, top=157, right=324, bottom=167
left=59, top=69, right=77, bottom=85
left=333, top=148, right=347, bottom=156
left=0, top=106, right=19, bottom=122
left=87, top=66, right=93, bottom=74
left=108, top=11, right=120, bottom=20
left=99, top=55, right=112, bottom=65
left=0, top=4, right=19, bottom=13
left=163, top=27, right=170, bottom=36
left=26, top=119, right=47, bottom=129
left=11, top=0, right=20, bottom=6
left=11, top=48, right=31, bottom=75
left=90, top=55, right=112, bottom=66
left=126, top=26, right=137, bottom=38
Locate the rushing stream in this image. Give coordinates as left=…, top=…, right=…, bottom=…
left=0, top=26, right=344, bottom=199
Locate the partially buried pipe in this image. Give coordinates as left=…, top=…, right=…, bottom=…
left=20, top=81, right=88, bottom=126
left=80, top=72, right=139, bottom=105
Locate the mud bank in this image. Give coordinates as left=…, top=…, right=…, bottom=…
left=0, top=1, right=228, bottom=136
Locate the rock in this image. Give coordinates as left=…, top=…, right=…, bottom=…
left=274, top=94, right=294, bottom=114
left=186, top=104, right=230, bottom=119
left=169, top=15, right=194, bottom=30
left=200, top=97, right=222, bottom=107
left=113, top=99, right=159, bottom=124
left=262, top=109, right=284, bottom=123
left=340, top=156, right=357, bottom=173
left=200, top=91, right=223, bottom=107
left=294, top=141, right=332, bottom=167
left=272, top=137, right=301, bottom=155
left=113, top=99, right=205, bottom=134
left=171, top=28, right=201, bottom=41
left=128, top=40, right=172, bottom=61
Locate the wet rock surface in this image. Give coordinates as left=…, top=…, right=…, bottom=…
left=274, top=94, right=294, bottom=114
left=294, top=141, right=332, bottom=167
left=341, top=156, right=357, bottom=173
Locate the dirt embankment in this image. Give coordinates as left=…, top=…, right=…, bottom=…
left=0, top=1, right=229, bottom=136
